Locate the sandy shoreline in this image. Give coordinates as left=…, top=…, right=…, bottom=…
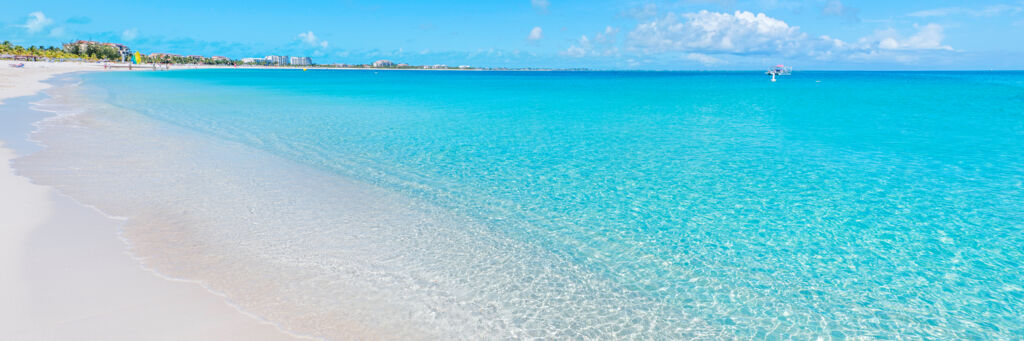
left=0, top=61, right=304, bottom=340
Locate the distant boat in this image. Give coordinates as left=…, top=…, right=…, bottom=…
left=766, top=64, right=792, bottom=82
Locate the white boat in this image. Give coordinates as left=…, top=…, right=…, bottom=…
left=766, top=64, right=792, bottom=82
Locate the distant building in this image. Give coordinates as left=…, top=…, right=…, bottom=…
left=372, top=59, right=395, bottom=67
left=290, top=56, right=312, bottom=66
left=241, top=57, right=267, bottom=65
left=211, top=56, right=230, bottom=62
left=148, top=53, right=182, bottom=59
left=397, top=63, right=409, bottom=67
left=62, top=40, right=132, bottom=61
left=458, top=65, right=471, bottom=69
left=265, top=55, right=290, bottom=66
left=62, top=40, right=96, bottom=54
left=187, top=55, right=205, bottom=60
left=102, top=43, right=132, bottom=60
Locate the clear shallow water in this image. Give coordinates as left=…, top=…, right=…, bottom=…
left=17, top=70, right=1024, bottom=339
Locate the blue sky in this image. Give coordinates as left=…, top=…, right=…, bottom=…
left=3, top=0, right=1023, bottom=69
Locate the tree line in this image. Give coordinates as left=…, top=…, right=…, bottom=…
left=2, top=40, right=240, bottom=65
left=1, top=41, right=84, bottom=60
left=137, top=55, right=237, bottom=65
left=62, top=43, right=123, bottom=60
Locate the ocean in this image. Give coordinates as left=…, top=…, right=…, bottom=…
left=17, top=70, right=1024, bottom=338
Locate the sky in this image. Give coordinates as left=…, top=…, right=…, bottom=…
left=3, top=0, right=1024, bottom=70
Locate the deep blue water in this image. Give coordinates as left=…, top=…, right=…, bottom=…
left=76, top=70, right=1024, bottom=338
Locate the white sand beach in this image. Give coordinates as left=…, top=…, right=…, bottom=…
left=0, top=61, right=304, bottom=340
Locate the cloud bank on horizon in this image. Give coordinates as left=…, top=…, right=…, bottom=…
left=3, top=0, right=1023, bottom=69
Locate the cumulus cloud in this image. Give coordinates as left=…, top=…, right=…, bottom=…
left=298, top=31, right=329, bottom=48
left=594, top=26, right=619, bottom=44
left=806, top=23, right=954, bottom=63
left=528, top=26, right=543, bottom=40
left=564, top=35, right=590, bottom=57
left=23, top=11, right=53, bottom=33
left=875, top=24, right=952, bottom=51
left=822, top=0, right=860, bottom=23
left=563, top=26, right=620, bottom=57
left=565, top=7, right=957, bottom=66
left=122, top=28, right=138, bottom=41
left=628, top=10, right=805, bottom=54
left=531, top=0, right=549, bottom=11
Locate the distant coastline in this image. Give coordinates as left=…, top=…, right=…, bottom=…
left=3, top=40, right=593, bottom=71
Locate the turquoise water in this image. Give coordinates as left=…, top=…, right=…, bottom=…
left=43, top=70, right=1024, bottom=337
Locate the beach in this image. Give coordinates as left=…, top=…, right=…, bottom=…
left=1, top=64, right=1022, bottom=339
left=0, top=62, right=303, bottom=340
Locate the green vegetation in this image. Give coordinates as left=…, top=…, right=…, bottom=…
left=137, top=55, right=237, bottom=65
left=62, top=43, right=122, bottom=60
left=1, top=40, right=84, bottom=60
left=2, top=40, right=241, bottom=65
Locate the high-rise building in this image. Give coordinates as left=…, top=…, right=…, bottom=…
left=290, top=56, right=312, bottom=66
left=265, top=55, right=290, bottom=65
left=372, top=59, right=395, bottom=67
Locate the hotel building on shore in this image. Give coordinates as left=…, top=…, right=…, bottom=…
left=241, top=57, right=266, bottom=65
left=265, top=55, right=290, bottom=65
left=62, top=40, right=132, bottom=61
left=290, top=56, right=312, bottom=66
left=372, top=59, right=395, bottom=67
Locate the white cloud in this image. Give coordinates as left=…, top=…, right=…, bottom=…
left=298, top=31, right=316, bottom=45
left=298, top=31, right=328, bottom=48
left=23, top=11, right=53, bottom=33
left=909, top=4, right=1022, bottom=17
left=564, top=35, right=590, bottom=57
left=528, top=26, right=543, bottom=40
left=563, top=26, right=620, bottom=57
left=594, top=26, right=619, bottom=44
left=122, top=28, right=138, bottom=41
left=567, top=7, right=957, bottom=66
left=531, top=0, right=549, bottom=11
left=806, top=24, right=954, bottom=63
left=628, top=10, right=805, bottom=54
left=845, top=49, right=918, bottom=63
left=875, top=24, right=952, bottom=51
